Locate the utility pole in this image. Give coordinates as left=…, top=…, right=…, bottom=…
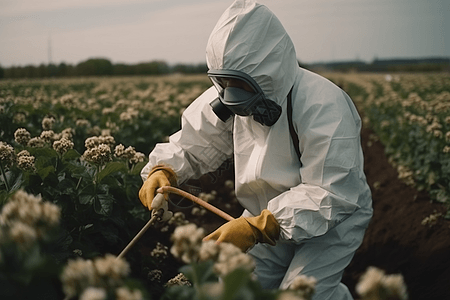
left=48, top=33, right=52, bottom=65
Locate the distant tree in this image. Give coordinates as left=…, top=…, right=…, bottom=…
left=0, top=65, right=4, bottom=79
left=172, top=63, right=207, bottom=74
left=5, top=66, right=22, bottom=79
left=76, top=58, right=113, bottom=76
left=23, top=65, right=37, bottom=78
left=57, top=62, right=68, bottom=77
left=134, top=61, right=170, bottom=75
left=48, top=63, right=58, bottom=77
left=36, top=64, right=48, bottom=77
left=113, top=63, right=134, bottom=76
left=66, top=64, right=76, bottom=77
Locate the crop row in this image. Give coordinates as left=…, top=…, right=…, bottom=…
left=0, top=75, right=409, bottom=299
left=326, top=72, right=450, bottom=216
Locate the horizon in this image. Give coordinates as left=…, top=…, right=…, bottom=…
left=3, top=55, right=449, bottom=69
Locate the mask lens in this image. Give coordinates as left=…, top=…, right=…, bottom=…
left=211, top=76, right=255, bottom=93
left=222, top=87, right=256, bottom=116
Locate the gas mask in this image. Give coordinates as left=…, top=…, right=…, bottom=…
left=208, top=69, right=282, bottom=126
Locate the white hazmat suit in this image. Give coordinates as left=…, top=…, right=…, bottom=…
left=141, top=1, right=373, bottom=299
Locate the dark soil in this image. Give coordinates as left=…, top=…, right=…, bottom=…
left=342, top=126, right=450, bottom=300
left=178, top=125, right=450, bottom=300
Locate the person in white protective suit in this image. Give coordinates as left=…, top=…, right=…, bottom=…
left=139, top=0, right=373, bottom=299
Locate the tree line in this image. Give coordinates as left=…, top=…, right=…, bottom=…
left=1, top=57, right=449, bottom=80
left=0, top=58, right=208, bottom=79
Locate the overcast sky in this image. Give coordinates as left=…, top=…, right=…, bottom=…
left=1, top=0, right=449, bottom=67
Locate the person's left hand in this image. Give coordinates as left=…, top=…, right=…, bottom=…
left=203, top=209, right=280, bottom=252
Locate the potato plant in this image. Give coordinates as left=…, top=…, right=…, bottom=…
left=327, top=73, right=450, bottom=216
left=0, top=74, right=411, bottom=299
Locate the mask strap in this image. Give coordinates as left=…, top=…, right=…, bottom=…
left=287, top=86, right=301, bottom=163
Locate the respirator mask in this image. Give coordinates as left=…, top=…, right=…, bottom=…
left=208, top=69, right=282, bottom=126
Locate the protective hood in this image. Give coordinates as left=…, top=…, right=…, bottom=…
left=206, top=0, right=298, bottom=105
left=143, top=0, right=372, bottom=247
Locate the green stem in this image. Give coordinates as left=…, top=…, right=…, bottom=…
left=192, top=263, right=204, bottom=299
left=95, top=165, right=100, bottom=185
left=0, top=161, right=10, bottom=192
left=76, top=177, right=82, bottom=190
left=55, top=156, right=59, bottom=171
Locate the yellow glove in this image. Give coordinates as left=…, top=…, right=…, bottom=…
left=203, top=209, right=280, bottom=252
left=139, top=165, right=177, bottom=210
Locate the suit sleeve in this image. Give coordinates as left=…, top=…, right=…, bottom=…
left=141, top=86, right=234, bottom=185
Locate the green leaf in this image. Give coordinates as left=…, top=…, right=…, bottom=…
left=94, top=193, right=114, bottom=215
left=79, top=183, right=95, bottom=204
left=66, top=161, right=94, bottom=180
left=98, top=161, right=127, bottom=183
left=37, top=165, right=55, bottom=180
left=5, top=170, right=25, bottom=193
left=131, top=161, right=147, bottom=175
left=79, top=194, right=94, bottom=205
left=179, top=261, right=216, bottom=286
left=62, top=149, right=81, bottom=161
left=29, top=147, right=58, bottom=159
left=221, top=268, right=252, bottom=300
left=161, top=285, right=196, bottom=300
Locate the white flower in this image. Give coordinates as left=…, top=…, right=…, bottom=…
left=198, top=240, right=220, bottom=262
left=151, top=242, right=168, bottom=261
left=82, top=144, right=112, bottom=165
left=40, top=130, right=55, bottom=143
left=14, top=128, right=31, bottom=145
left=61, top=254, right=132, bottom=299
left=8, top=221, right=38, bottom=250
left=16, top=150, right=35, bottom=171
left=224, top=180, right=234, bottom=190
left=165, top=273, right=191, bottom=287
left=42, top=116, right=56, bottom=130
left=421, top=212, right=442, bottom=227
left=114, top=144, right=140, bottom=163
left=277, top=291, right=306, bottom=300
left=288, top=275, right=317, bottom=300
left=356, top=266, right=408, bottom=300
left=200, top=282, right=224, bottom=298
left=79, top=287, right=107, bottom=300
left=130, top=152, right=145, bottom=164
left=213, top=242, right=255, bottom=276
left=114, top=144, right=126, bottom=157
left=76, top=119, right=91, bottom=127
left=53, top=137, right=74, bottom=155
left=61, top=128, right=74, bottom=140
left=27, top=137, right=46, bottom=148
left=61, top=258, right=97, bottom=298
left=199, top=192, right=216, bottom=202
left=170, top=223, right=205, bottom=263
left=168, top=211, right=189, bottom=226
left=116, top=287, right=143, bottom=300
left=148, top=269, right=162, bottom=282
left=0, top=141, right=14, bottom=164
left=94, top=254, right=130, bottom=286
left=0, top=190, right=60, bottom=237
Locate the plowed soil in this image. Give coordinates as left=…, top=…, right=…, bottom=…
left=342, top=126, right=450, bottom=300
left=184, top=125, right=450, bottom=300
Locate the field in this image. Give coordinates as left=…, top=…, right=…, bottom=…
left=0, top=72, right=449, bottom=300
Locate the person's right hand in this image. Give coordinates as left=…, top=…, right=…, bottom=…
left=139, top=165, right=177, bottom=210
